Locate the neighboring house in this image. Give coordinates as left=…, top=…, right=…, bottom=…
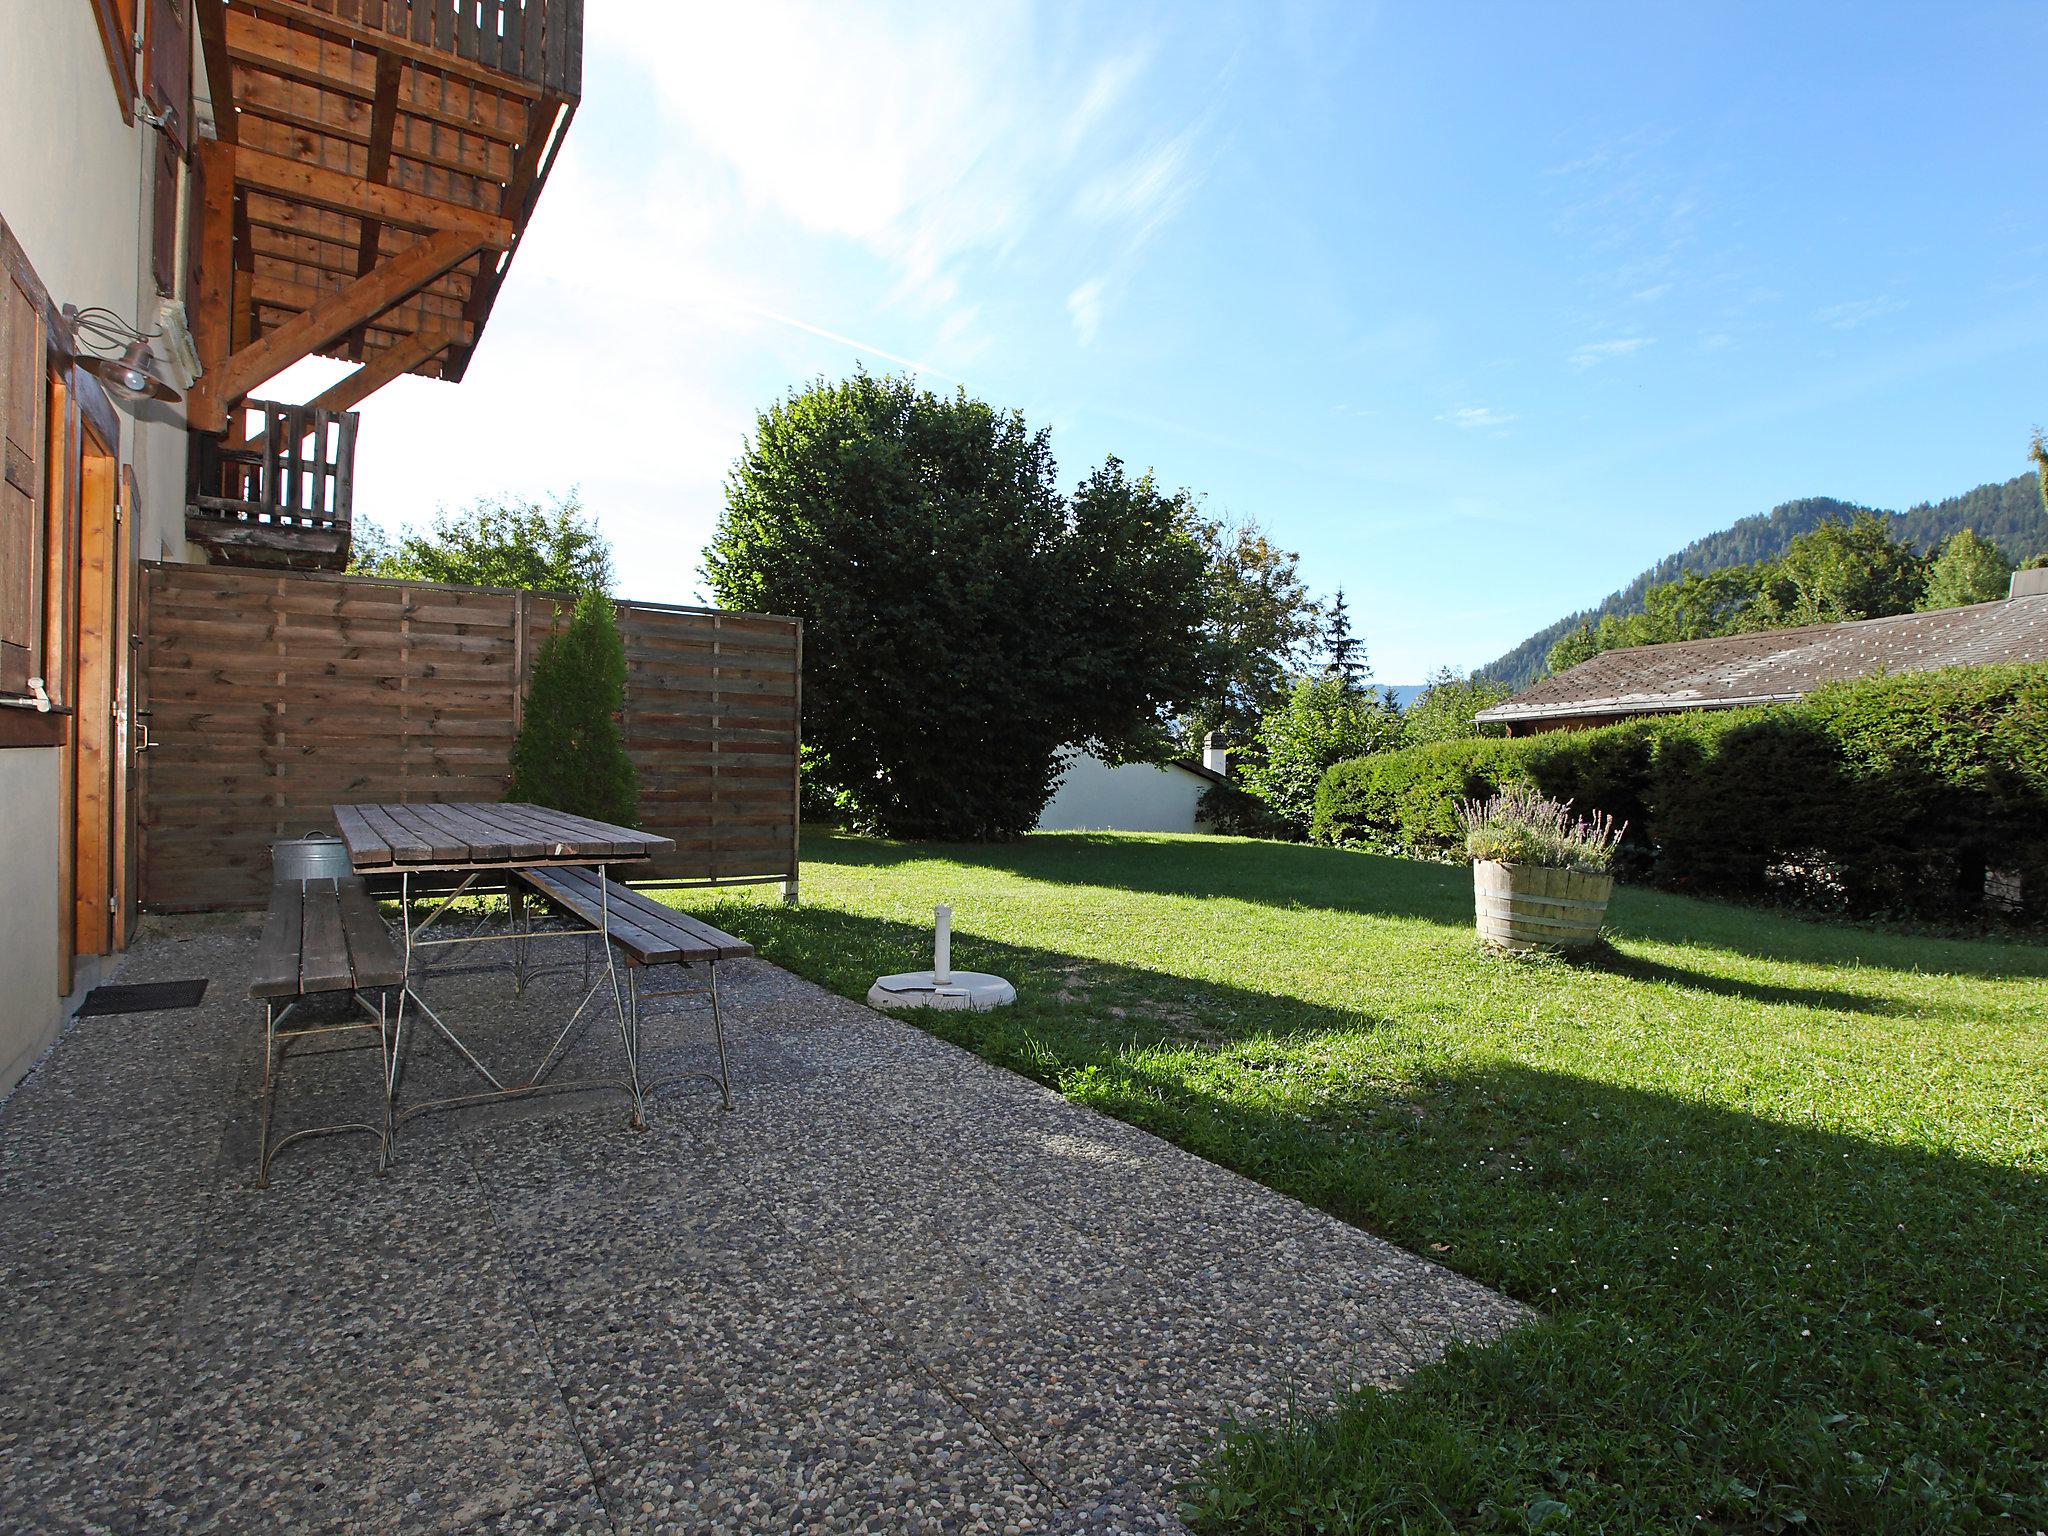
left=1037, top=737, right=1230, bottom=834
left=0, top=1, right=580, bottom=1094
left=1476, top=569, right=2048, bottom=735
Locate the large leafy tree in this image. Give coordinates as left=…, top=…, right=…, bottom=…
left=1918, top=528, right=2013, bottom=610
left=350, top=490, right=613, bottom=594
left=1178, top=518, right=1323, bottom=747
left=704, top=371, right=1213, bottom=839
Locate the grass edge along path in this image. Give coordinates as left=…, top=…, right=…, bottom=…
left=687, top=830, right=2048, bottom=1535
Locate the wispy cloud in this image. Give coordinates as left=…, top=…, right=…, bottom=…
left=1569, top=336, right=1654, bottom=370
left=1815, top=295, right=1906, bottom=330
left=1437, top=406, right=1518, bottom=432
left=1067, top=279, right=1107, bottom=346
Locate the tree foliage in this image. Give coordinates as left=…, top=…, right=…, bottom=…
left=1919, top=528, right=2014, bottom=610
left=507, top=589, right=638, bottom=827
left=703, top=370, right=1212, bottom=840
left=1236, top=674, right=1402, bottom=834
left=350, top=490, right=613, bottom=594
left=1177, top=518, right=1323, bottom=748
left=1403, top=667, right=1512, bottom=747
left=1744, top=512, right=1928, bottom=627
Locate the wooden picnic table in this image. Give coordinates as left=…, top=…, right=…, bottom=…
left=332, top=802, right=677, bottom=1139
left=333, top=800, right=674, bottom=874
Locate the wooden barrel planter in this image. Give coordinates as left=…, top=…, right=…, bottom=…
left=1472, top=861, right=1613, bottom=951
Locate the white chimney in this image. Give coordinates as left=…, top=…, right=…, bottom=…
left=2010, top=567, right=2048, bottom=600
left=1202, top=732, right=1229, bottom=776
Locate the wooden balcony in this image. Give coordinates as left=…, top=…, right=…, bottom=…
left=187, top=400, right=360, bottom=568
left=186, top=1, right=582, bottom=433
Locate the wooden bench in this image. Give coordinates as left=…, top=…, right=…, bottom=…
left=250, top=876, right=404, bottom=1186
left=515, top=866, right=753, bottom=1110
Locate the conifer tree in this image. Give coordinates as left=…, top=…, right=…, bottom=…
left=508, top=589, right=639, bottom=827
left=1321, top=588, right=1368, bottom=693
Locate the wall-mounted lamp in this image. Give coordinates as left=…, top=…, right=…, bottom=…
left=62, top=304, right=183, bottom=405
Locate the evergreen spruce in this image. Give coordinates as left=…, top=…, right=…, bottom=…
left=1321, top=588, right=1368, bottom=693
left=508, top=589, right=639, bottom=827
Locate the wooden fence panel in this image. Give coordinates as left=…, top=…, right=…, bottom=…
left=139, top=564, right=801, bottom=911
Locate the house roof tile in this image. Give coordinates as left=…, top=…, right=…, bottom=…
left=1475, top=593, right=2048, bottom=725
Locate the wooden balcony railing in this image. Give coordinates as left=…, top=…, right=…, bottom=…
left=294, top=0, right=583, bottom=97
left=187, top=401, right=360, bottom=569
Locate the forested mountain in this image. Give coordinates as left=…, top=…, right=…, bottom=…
left=1482, top=472, right=2045, bottom=688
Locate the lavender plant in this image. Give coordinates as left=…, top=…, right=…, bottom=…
left=1458, top=783, right=1625, bottom=874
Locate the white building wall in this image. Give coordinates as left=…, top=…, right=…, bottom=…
left=0, top=1, right=197, bottom=1090
left=1037, top=752, right=1212, bottom=834
left=0, top=0, right=194, bottom=562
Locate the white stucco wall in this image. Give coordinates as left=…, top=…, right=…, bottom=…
left=0, top=0, right=194, bottom=563
left=0, top=3, right=200, bottom=1090
left=0, top=752, right=63, bottom=1091
left=1036, top=752, right=1213, bottom=834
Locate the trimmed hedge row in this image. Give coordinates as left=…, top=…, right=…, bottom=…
left=1312, top=663, right=2048, bottom=918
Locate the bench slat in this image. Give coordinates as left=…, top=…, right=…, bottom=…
left=298, top=882, right=355, bottom=993
left=338, top=881, right=403, bottom=989
left=518, top=867, right=752, bottom=967
left=251, top=883, right=305, bottom=999
left=521, top=868, right=698, bottom=965
left=597, top=879, right=756, bottom=960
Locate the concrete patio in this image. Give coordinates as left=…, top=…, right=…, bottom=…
left=0, top=915, right=1525, bottom=1535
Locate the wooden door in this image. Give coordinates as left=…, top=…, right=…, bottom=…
left=71, top=426, right=119, bottom=958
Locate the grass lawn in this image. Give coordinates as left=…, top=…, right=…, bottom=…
left=693, top=829, right=2047, bottom=1534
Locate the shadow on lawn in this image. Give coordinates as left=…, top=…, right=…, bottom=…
left=713, top=896, right=2048, bottom=1530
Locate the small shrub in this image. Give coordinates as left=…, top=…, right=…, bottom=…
left=1458, top=784, right=1625, bottom=873
left=1197, top=779, right=1300, bottom=840
left=508, top=589, right=639, bottom=827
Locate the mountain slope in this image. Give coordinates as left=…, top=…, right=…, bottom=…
left=1481, top=472, right=2044, bottom=688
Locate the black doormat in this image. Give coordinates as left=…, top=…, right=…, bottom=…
left=75, top=979, right=209, bottom=1017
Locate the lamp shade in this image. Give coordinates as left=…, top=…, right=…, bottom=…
left=80, top=339, right=181, bottom=404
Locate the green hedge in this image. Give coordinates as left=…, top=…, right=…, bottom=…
left=1311, top=663, right=2048, bottom=919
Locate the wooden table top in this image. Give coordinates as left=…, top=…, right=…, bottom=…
left=333, top=802, right=676, bottom=872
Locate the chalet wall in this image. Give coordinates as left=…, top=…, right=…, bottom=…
left=0, top=0, right=193, bottom=564
left=137, top=565, right=801, bottom=911
left=0, top=753, right=62, bottom=1091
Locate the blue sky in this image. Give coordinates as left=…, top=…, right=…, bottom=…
left=279, top=1, right=2048, bottom=682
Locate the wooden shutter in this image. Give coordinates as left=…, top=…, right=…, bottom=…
left=0, top=273, right=44, bottom=696
left=144, top=0, right=191, bottom=153
left=152, top=133, right=180, bottom=295
left=87, top=0, right=141, bottom=122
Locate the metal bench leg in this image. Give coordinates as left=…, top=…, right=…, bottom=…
left=374, top=989, right=393, bottom=1175
left=709, top=961, right=733, bottom=1111
left=619, top=965, right=648, bottom=1131
left=510, top=881, right=527, bottom=998
left=257, top=1000, right=281, bottom=1189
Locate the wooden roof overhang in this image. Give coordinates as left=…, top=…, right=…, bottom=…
left=187, top=0, right=581, bottom=435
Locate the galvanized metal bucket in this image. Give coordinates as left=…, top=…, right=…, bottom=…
left=271, top=832, right=353, bottom=884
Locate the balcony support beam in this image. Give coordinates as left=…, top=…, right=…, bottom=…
left=231, top=145, right=515, bottom=248
left=189, top=227, right=483, bottom=432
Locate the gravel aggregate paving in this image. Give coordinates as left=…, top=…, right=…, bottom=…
left=0, top=914, right=1525, bottom=1533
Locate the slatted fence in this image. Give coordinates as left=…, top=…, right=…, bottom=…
left=137, top=564, right=800, bottom=911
